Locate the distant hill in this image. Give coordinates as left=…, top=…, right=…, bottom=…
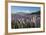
left=31, top=11, right=40, bottom=15
left=12, top=11, right=40, bottom=15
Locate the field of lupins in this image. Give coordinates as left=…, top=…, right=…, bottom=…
left=11, top=14, right=40, bottom=29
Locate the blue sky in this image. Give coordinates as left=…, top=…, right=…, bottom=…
left=11, top=6, right=40, bottom=14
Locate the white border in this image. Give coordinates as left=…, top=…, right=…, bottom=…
left=8, top=3, right=44, bottom=33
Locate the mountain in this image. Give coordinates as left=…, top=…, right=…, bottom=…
left=12, top=11, right=40, bottom=15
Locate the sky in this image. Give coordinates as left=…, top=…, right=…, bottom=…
left=11, top=6, right=40, bottom=14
